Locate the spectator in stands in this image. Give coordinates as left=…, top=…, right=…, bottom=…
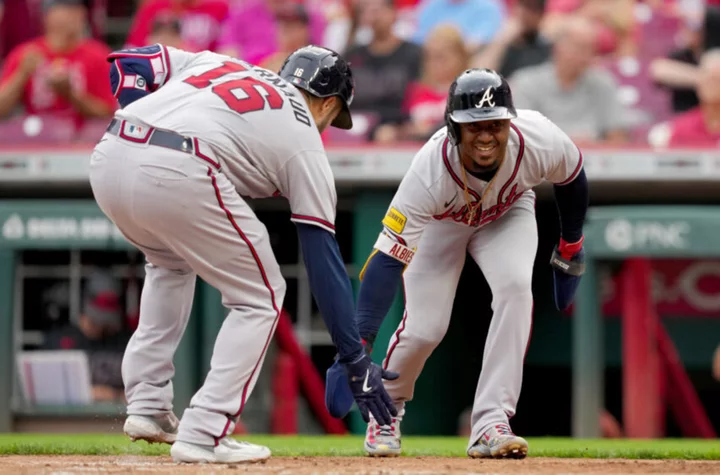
left=217, top=0, right=325, bottom=66
left=664, top=49, right=720, bottom=147
left=0, top=0, right=116, bottom=127
left=541, top=0, right=636, bottom=57
left=259, top=4, right=312, bottom=73
left=472, top=0, right=551, bottom=79
left=42, top=269, right=130, bottom=403
left=650, top=5, right=720, bottom=114
left=413, top=0, right=506, bottom=53
left=344, top=0, right=422, bottom=139
left=147, top=13, right=186, bottom=50
left=375, top=24, right=468, bottom=143
left=510, top=16, right=630, bottom=145
left=125, top=0, right=228, bottom=53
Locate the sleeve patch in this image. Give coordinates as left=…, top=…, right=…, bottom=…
left=382, top=207, right=407, bottom=234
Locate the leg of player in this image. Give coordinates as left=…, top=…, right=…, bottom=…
left=365, top=221, right=472, bottom=457
left=163, top=168, right=285, bottom=464
left=465, top=194, right=537, bottom=459
left=90, top=139, right=194, bottom=445
left=90, top=137, right=283, bottom=463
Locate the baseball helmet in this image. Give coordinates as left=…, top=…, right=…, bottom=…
left=445, top=68, right=517, bottom=144
left=279, top=45, right=355, bottom=130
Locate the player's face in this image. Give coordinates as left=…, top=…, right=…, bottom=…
left=312, top=97, right=342, bottom=134
left=458, top=119, right=511, bottom=171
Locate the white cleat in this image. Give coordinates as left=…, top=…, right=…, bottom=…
left=170, top=437, right=271, bottom=464
left=364, top=415, right=402, bottom=457
left=467, top=423, right=528, bottom=459
left=124, top=413, right=179, bottom=444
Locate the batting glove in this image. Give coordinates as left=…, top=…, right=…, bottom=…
left=343, top=353, right=398, bottom=426
left=550, top=237, right=586, bottom=310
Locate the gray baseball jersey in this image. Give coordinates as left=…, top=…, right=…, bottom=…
left=369, top=109, right=583, bottom=447
left=116, top=46, right=337, bottom=233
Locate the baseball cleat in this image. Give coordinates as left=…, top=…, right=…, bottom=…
left=364, top=414, right=402, bottom=457
left=123, top=412, right=179, bottom=444
left=467, top=423, right=528, bottom=459
left=170, top=437, right=271, bottom=464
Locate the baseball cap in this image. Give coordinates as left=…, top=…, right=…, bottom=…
left=82, top=270, right=123, bottom=328
left=275, top=4, right=310, bottom=24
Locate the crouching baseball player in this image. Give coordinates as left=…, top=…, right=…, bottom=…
left=324, top=69, right=588, bottom=458
left=90, top=44, right=398, bottom=464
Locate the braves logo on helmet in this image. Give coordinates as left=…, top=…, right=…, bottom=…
left=445, top=68, right=517, bottom=144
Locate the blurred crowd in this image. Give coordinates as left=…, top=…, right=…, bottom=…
left=1, top=0, right=720, bottom=147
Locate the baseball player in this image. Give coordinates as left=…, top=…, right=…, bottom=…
left=89, top=44, right=398, bottom=464
left=324, top=69, right=588, bottom=458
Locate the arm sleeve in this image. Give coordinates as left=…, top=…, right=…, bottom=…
left=552, top=168, right=588, bottom=242
left=0, top=45, right=23, bottom=86
left=356, top=251, right=405, bottom=342
left=276, top=150, right=337, bottom=234
left=296, top=223, right=363, bottom=363
left=108, top=44, right=196, bottom=108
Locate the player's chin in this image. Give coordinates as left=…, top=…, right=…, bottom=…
left=471, top=153, right=500, bottom=169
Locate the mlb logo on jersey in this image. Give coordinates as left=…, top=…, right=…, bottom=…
left=119, top=121, right=154, bottom=143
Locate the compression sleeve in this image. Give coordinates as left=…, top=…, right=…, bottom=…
left=356, top=251, right=405, bottom=345
left=552, top=168, right=588, bottom=243
left=296, top=223, right=363, bottom=363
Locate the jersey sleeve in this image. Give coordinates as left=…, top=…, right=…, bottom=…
left=0, top=44, right=25, bottom=87
left=372, top=169, right=436, bottom=265
left=108, top=44, right=195, bottom=107
left=542, top=120, right=584, bottom=185
left=277, top=151, right=337, bottom=234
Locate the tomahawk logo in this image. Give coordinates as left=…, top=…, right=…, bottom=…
left=476, top=88, right=496, bottom=108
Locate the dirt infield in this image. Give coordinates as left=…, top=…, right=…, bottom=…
left=1, top=455, right=719, bottom=474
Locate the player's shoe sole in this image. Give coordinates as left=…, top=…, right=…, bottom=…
left=123, top=414, right=179, bottom=445
left=171, top=438, right=271, bottom=464
left=468, top=436, right=529, bottom=459
left=364, top=439, right=402, bottom=457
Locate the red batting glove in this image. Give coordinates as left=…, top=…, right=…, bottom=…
left=558, top=236, right=584, bottom=260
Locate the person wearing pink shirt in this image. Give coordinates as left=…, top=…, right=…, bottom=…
left=216, top=0, right=326, bottom=66
left=668, top=49, right=720, bottom=147
left=125, top=0, right=228, bottom=53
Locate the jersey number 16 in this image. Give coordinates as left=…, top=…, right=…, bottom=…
left=184, top=61, right=284, bottom=115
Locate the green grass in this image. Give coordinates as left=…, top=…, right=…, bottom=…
left=0, top=435, right=718, bottom=460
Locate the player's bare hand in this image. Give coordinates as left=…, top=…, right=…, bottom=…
left=344, top=353, right=399, bottom=426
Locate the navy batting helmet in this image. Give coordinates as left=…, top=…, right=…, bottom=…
left=279, top=45, right=355, bottom=130
left=445, top=69, right=517, bottom=144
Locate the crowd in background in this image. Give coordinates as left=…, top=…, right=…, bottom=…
left=1, top=0, right=720, bottom=147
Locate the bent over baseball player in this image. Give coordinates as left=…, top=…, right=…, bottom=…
left=89, top=44, right=398, bottom=464
left=324, top=69, right=589, bottom=458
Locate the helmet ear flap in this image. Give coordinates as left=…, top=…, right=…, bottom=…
left=445, top=112, right=460, bottom=145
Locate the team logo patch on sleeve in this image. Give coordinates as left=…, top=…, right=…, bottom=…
left=382, top=207, right=407, bottom=234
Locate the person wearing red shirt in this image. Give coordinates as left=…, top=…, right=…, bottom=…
left=668, top=49, right=720, bottom=147
left=0, top=0, right=116, bottom=126
left=125, top=0, right=228, bottom=53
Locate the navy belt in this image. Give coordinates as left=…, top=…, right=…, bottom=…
left=106, top=118, right=194, bottom=154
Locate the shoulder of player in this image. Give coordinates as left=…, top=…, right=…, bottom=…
left=406, top=128, right=453, bottom=189
left=510, top=110, right=567, bottom=157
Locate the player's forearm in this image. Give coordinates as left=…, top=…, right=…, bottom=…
left=553, top=168, right=588, bottom=242
left=356, top=251, right=405, bottom=343
left=0, top=72, right=29, bottom=118
left=69, top=91, right=114, bottom=118
left=296, top=223, right=364, bottom=363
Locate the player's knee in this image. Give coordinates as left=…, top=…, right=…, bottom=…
left=492, top=272, right=533, bottom=299
left=405, top=328, right=446, bottom=350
